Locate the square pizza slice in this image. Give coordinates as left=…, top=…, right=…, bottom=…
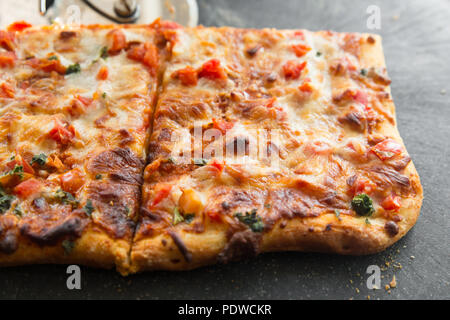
left=130, top=27, right=422, bottom=272
left=0, top=24, right=164, bottom=274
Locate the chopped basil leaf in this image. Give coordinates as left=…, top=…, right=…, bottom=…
left=66, top=63, right=81, bottom=75
left=95, top=174, right=103, bottom=180
left=102, top=92, right=107, bottom=99
left=48, top=55, right=58, bottom=61
left=6, top=165, right=24, bottom=179
left=316, top=51, right=322, bottom=57
left=365, top=218, right=371, bottom=225
left=83, top=199, right=94, bottom=216
left=351, top=193, right=375, bottom=216
left=54, top=189, right=79, bottom=208
left=234, top=209, right=264, bottom=232
left=360, top=68, right=368, bottom=76
left=100, top=46, right=108, bottom=59
left=193, top=158, right=208, bottom=166
left=173, top=207, right=184, bottom=225
left=13, top=205, right=22, bottom=217
left=0, top=187, right=14, bottom=214
left=264, top=203, right=271, bottom=209
left=62, top=240, right=75, bottom=255
left=30, top=153, right=47, bottom=166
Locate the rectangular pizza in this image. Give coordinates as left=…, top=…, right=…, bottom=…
left=0, top=20, right=423, bottom=275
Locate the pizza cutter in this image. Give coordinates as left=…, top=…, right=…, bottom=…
left=39, top=0, right=198, bottom=26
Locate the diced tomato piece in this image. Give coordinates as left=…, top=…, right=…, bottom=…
left=127, top=42, right=159, bottom=76
left=353, top=90, right=368, bottom=106
left=212, top=118, right=234, bottom=134
left=151, top=185, right=172, bottom=207
left=282, top=60, right=307, bottom=80
left=371, top=139, right=403, bottom=161
left=305, top=140, right=331, bottom=155
left=207, top=211, right=222, bottom=223
left=96, top=66, right=108, bottom=80
left=27, top=58, right=66, bottom=74
left=0, top=52, right=16, bottom=68
left=293, top=31, right=305, bottom=40
left=48, top=122, right=75, bottom=145
left=198, top=59, right=227, bottom=81
left=107, top=29, right=127, bottom=54
left=171, top=66, right=198, bottom=86
left=76, top=95, right=93, bottom=106
left=7, top=155, right=34, bottom=175
left=210, top=159, right=224, bottom=173
left=352, top=176, right=376, bottom=195
left=0, top=83, right=14, bottom=98
left=291, top=44, right=311, bottom=57
left=381, top=194, right=401, bottom=211
left=7, top=21, right=32, bottom=32
left=0, top=30, right=15, bottom=51
left=13, top=178, right=41, bottom=198
left=298, top=80, right=313, bottom=93
left=60, top=168, right=85, bottom=194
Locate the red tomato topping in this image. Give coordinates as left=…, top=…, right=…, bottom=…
left=291, top=44, right=311, bottom=57
left=13, top=178, right=41, bottom=198
left=0, top=30, right=15, bottom=51
left=150, top=19, right=182, bottom=30
left=0, top=52, right=16, bottom=68
left=7, top=155, right=34, bottom=175
left=171, top=66, right=198, bottom=86
left=76, top=95, right=93, bottom=106
left=127, top=42, right=159, bottom=76
left=293, top=31, right=305, bottom=40
left=352, top=176, right=376, bottom=195
left=27, top=58, right=67, bottom=74
left=7, top=21, right=32, bottom=32
left=298, top=80, right=313, bottom=93
left=381, top=194, right=401, bottom=211
left=48, top=122, right=75, bottom=145
left=207, top=211, right=222, bottom=223
left=0, top=83, right=14, bottom=98
left=353, top=90, right=368, bottom=106
left=210, top=159, right=224, bottom=173
left=107, top=29, right=127, bottom=54
left=60, top=168, right=85, bottom=194
left=198, top=59, right=227, bottom=81
left=282, top=60, right=307, bottom=80
left=96, top=66, right=108, bottom=80
left=305, top=140, right=331, bottom=155
left=371, top=139, right=403, bottom=161
left=151, top=185, right=172, bottom=207
left=212, top=118, right=234, bottom=134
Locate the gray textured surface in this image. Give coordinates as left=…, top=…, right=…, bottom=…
left=1, top=0, right=449, bottom=300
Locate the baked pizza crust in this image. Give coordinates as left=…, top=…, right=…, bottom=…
left=130, top=32, right=423, bottom=272
left=0, top=22, right=423, bottom=275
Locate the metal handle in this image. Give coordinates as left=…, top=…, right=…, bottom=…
left=39, top=0, right=140, bottom=24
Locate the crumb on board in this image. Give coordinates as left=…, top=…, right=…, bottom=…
left=390, top=275, right=397, bottom=288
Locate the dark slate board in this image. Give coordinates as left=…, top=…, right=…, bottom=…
left=1, top=0, right=449, bottom=300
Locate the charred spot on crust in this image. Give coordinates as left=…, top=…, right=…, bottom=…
left=87, top=181, right=137, bottom=239
left=20, top=216, right=85, bottom=246
left=217, top=230, right=261, bottom=264
left=384, top=221, right=399, bottom=237
left=0, top=218, right=19, bottom=254
left=168, top=230, right=192, bottom=263
left=87, top=147, right=144, bottom=185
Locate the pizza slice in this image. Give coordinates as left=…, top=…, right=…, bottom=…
left=0, top=23, right=164, bottom=274
left=130, top=27, right=422, bottom=272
